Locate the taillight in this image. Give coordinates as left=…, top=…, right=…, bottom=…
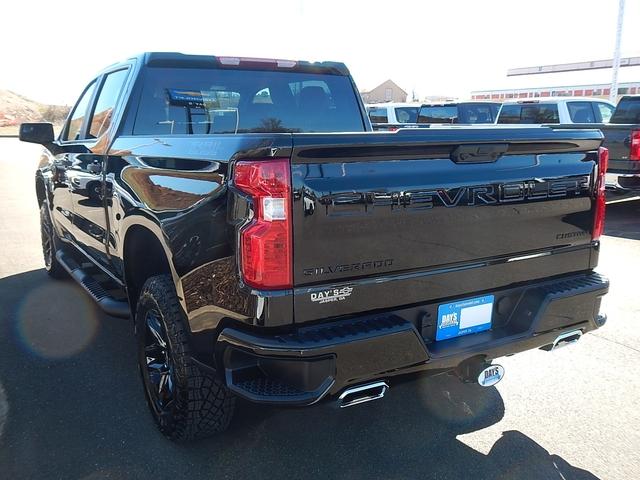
left=592, top=147, right=609, bottom=241
left=233, top=158, right=292, bottom=289
left=630, top=130, right=640, bottom=161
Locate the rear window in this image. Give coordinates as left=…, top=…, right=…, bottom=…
left=611, top=97, right=640, bottom=124
left=368, top=107, right=388, bottom=123
left=394, top=107, right=419, bottom=123
left=133, top=67, right=365, bottom=134
left=497, top=103, right=559, bottom=124
left=418, top=105, right=458, bottom=124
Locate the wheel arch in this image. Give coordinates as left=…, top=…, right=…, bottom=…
left=122, top=223, right=178, bottom=316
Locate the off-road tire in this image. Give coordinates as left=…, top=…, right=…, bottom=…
left=135, top=274, right=235, bottom=441
left=39, top=202, right=66, bottom=279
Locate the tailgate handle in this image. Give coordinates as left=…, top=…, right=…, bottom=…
left=451, top=144, right=508, bottom=164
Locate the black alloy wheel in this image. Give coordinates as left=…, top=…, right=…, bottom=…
left=135, top=274, right=235, bottom=441
left=142, top=309, right=176, bottom=415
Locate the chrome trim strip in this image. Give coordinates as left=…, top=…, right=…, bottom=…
left=295, top=244, right=591, bottom=296
left=506, top=251, right=552, bottom=262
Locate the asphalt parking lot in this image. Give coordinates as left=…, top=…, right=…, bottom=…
left=0, top=138, right=639, bottom=480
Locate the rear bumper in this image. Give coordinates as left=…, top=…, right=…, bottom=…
left=214, top=272, right=608, bottom=406
left=606, top=159, right=640, bottom=195
left=606, top=172, right=640, bottom=194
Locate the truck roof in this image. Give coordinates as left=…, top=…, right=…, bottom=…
left=502, top=96, right=615, bottom=106
left=365, top=102, right=422, bottom=108
left=109, top=52, right=351, bottom=76
left=421, top=100, right=501, bottom=107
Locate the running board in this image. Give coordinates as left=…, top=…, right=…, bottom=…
left=55, top=250, right=130, bottom=318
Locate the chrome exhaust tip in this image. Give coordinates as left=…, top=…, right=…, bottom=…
left=543, top=329, right=583, bottom=352
left=338, top=381, right=389, bottom=408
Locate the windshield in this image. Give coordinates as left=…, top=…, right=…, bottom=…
left=134, top=68, right=366, bottom=134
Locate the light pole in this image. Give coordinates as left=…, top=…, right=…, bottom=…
left=610, top=0, right=625, bottom=103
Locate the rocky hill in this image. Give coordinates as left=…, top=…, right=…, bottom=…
left=0, top=89, right=69, bottom=133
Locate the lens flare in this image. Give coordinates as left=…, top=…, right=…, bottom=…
left=16, top=281, right=99, bottom=359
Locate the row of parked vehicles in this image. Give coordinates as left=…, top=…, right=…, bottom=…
left=367, top=96, right=640, bottom=198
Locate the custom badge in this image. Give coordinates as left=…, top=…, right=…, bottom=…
left=477, top=364, right=505, bottom=387
left=310, top=286, right=354, bottom=304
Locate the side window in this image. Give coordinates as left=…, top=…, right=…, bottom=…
left=459, top=105, right=494, bottom=123
left=63, top=81, right=97, bottom=141
left=499, top=104, right=559, bottom=124
left=368, top=107, right=388, bottom=123
left=394, top=107, right=419, bottom=123
left=521, top=104, right=559, bottom=123
left=88, top=69, right=129, bottom=138
left=489, top=104, right=500, bottom=121
left=567, top=102, right=596, bottom=123
left=595, top=103, right=615, bottom=123
left=418, top=106, right=459, bottom=124
left=497, top=105, right=521, bottom=124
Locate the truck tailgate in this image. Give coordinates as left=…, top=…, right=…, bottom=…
left=290, top=128, right=603, bottom=322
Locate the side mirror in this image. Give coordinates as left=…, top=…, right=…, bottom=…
left=19, top=123, right=55, bottom=145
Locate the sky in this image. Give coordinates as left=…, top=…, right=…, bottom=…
left=1, top=0, right=639, bottom=105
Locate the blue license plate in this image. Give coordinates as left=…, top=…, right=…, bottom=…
left=436, top=294, right=494, bottom=341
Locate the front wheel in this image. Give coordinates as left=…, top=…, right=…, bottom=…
left=135, top=274, right=235, bottom=441
left=39, top=202, right=66, bottom=278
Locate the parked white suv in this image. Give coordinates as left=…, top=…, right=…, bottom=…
left=366, top=103, right=421, bottom=125
left=367, top=101, right=501, bottom=127
left=496, top=97, right=615, bottom=124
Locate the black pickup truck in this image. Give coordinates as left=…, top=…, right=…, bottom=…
left=20, top=52, right=609, bottom=441
left=546, top=96, right=640, bottom=198
left=603, top=96, right=640, bottom=196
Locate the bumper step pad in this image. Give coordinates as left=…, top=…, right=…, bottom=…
left=215, top=272, right=608, bottom=406
left=217, top=315, right=427, bottom=405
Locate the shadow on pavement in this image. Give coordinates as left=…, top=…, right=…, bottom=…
left=604, top=198, right=640, bottom=240
left=0, top=269, right=599, bottom=480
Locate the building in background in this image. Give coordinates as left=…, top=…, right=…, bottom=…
left=472, top=81, right=640, bottom=102
left=422, top=95, right=458, bottom=103
left=361, top=80, right=407, bottom=103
